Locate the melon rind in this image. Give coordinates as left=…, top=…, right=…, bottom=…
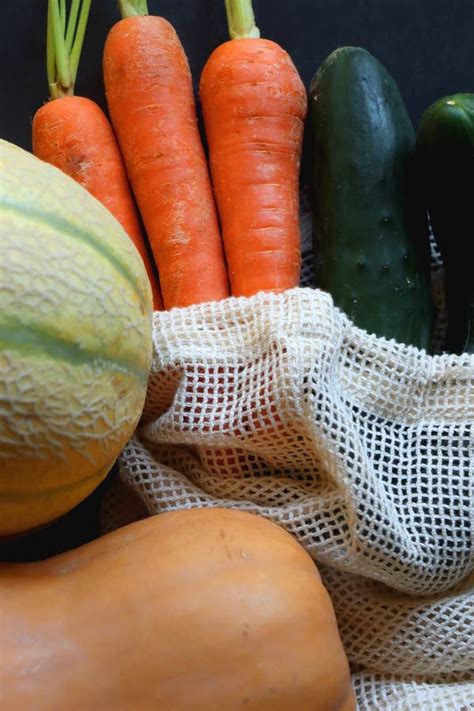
left=0, top=139, right=153, bottom=536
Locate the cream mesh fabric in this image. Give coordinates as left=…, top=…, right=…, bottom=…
left=101, top=206, right=473, bottom=710
left=351, top=672, right=473, bottom=710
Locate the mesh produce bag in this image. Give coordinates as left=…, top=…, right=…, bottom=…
left=101, top=205, right=473, bottom=710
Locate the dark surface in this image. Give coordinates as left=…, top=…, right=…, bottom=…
left=0, top=474, right=115, bottom=562
left=1, top=0, right=473, bottom=561
left=2, top=0, right=474, bottom=150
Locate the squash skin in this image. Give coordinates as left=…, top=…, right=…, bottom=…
left=0, top=140, right=153, bottom=536
left=0, top=508, right=355, bottom=711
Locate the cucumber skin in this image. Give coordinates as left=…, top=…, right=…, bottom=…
left=416, top=93, right=474, bottom=354
left=310, top=47, right=432, bottom=349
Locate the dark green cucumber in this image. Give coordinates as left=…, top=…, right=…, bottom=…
left=416, top=93, right=474, bottom=354
left=310, top=47, right=432, bottom=349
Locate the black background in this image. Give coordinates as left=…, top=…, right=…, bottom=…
left=2, top=0, right=474, bottom=150
left=1, top=0, right=473, bottom=561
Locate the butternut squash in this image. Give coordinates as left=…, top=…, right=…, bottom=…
left=0, top=508, right=355, bottom=710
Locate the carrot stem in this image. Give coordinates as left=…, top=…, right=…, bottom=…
left=59, top=0, right=66, bottom=36
left=65, top=0, right=81, bottom=53
left=50, top=0, right=72, bottom=94
left=46, top=1, right=56, bottom=94
left=46, top=0, right=91, bottom=99
left=69, top=0, right=92, bottom=81
left=225, top=0, right=260, bottom=39
left=118, top=0, right=148, bottom=19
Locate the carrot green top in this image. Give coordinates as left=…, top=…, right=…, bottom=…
left=119, top=0, right=149, bottom=19
left=225, top=0, right=260, bottom=39
left=47, top=0, right=92, bottom=98
left=119, top=0, right=260, bottom=37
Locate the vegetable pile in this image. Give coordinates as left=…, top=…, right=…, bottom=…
left=21, top=0, right=474, bottom=353
left=0, top=0, right=472, bottom=708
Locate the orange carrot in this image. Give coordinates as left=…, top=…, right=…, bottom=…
left=199, top=0, right=307, bottom=297
left=103, top=1, right=229, bottom=309
left=32, top=0, right=163, bottom=310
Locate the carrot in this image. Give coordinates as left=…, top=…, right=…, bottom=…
left=32, top=0, right=163, bottom=310
left=199, top=0, right=307, bottom=297
left=103, top=0, right=230, bottom=309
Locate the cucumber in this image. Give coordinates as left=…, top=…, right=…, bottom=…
left=309, top=46, right=432, bottom=349
left=416, top=93, right=474, bottom=354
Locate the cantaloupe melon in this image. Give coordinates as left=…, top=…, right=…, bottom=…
left=0, top=139, right=153, bottom=536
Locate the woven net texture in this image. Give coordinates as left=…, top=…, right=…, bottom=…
left=101, top=200, right=474, bottom=710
